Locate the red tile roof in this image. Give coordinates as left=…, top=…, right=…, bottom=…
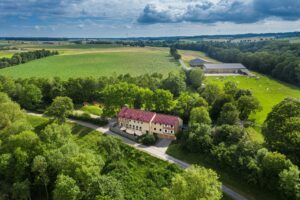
left=118, top=107, right=155, bottom=122
left=152, top=113, right=179, bottom=126
left=118, top=107, right=180, bottom=126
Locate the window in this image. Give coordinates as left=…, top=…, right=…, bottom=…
left=160, top=129, right=162, bottom=131
left=171, top=125, right=174, bottom=128
left=165, top=130, right=167, bottom=133
left=120, top=123, right=123, bottom=126
left=171, top=131, right=173, bottom=134
left=154, top=128, right=156, bottom=130
left=139, top=127, right=142, bottom=130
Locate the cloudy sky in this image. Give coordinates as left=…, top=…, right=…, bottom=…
left=1, top=0, right=300, bottom=38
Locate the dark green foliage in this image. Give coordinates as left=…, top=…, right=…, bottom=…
left=0, top=96, right=181, bottom=199
left=0, top=49, right=58, bottom=69
left=217, top=103, right=240, bottom=125
left=237, top=95, right=262, bottom=120
left=187, top=68, right=204, bottom=90
left=263, top=98, right=300, bottom=165
left=162, top=72, right=186, bottom=97
left=138, top=134, right=157, bottom=146
left=45, top=96, right=74, bottom=123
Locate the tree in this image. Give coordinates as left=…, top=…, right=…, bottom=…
left=53, top=174, right=80, bottom=200
left=32, top=155, right=49, bottom=200
left=214, top=125, right=245, bottom=145
left=224, top=81, right=238, bottom=97
left=210, top=94, right=234, bottom=121
left=163, top=165, right=222, bottom=200
left=152, top=89, right=175, bottom=112
left=18, top=84, right=42, bottom=110
left=162, top=72, right=186, bottom=97
left=45, top=96, right=74, bottom=123
left=12, top=179, right=31, bottom=200
left=188, top=68, right=204, bottom=89
left=262, top=98, right=300, bottom=165
left=279, top=165, right=300, bottom=200
left=218, top=103, right=240, bottom=125
left=237, top=95, right=261, bottom=120
left=201, top=83, right=222, bottom=105
left=186, top=123, right=212, bottom=153
left=189, top=107, right=211, bottom=126
left=174, top=92, right=208, bottom=121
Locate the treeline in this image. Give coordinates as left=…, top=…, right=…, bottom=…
left=169, top=47, right=181, bottom=60
left=173, top=40, right=300, bottom=86
left=0, top=49, right=58, bottom=69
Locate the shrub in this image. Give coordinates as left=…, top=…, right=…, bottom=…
left=138, top=134, right=157, bottom=146
left=69, top=113, right=108, bottom=126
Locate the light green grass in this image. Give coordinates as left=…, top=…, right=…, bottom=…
left=206, top=74, right=300, bottom=128
left=0, top=51, right=14, bottom=58
left=0, top=47, right=180, bottom=79
left=80, top=105, right=103, bottom=116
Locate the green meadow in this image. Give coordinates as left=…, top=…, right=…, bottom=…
left=0, top=47, right=180, bottom=79
left=206, top=74, right=300, bottom=128
left=0, top=51, right=14, bottom=58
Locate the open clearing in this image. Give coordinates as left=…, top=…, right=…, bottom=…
left=206, top=74, right=300, bottom=129
left=0, top=51, right=14, bottom=58
left=179, top=49, right=221, bottom=65
left=0, top=47, right=180, bottom=79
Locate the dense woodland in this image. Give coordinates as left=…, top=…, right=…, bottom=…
left=0, top=49, right=58, bottom=69
left=0, top=91, right=224, bottom=200
left=1, top=65, right=299, bottom=199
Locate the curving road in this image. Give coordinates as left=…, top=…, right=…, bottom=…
left=28, top=112, right=248, bottom=200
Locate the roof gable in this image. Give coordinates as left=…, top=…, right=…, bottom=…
left=153, top=114, right=179, bottom=126
left=118, top=107, right=155, bottom=122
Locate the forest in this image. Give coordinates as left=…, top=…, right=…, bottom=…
left=1, top=65, right=299, bottom=199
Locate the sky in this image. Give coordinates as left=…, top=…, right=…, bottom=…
left=0, top=0, right=300, bottom=38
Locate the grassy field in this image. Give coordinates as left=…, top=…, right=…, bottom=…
left=206, top=74, right=300, bottom=128
left=0, top=47, right=180, bottom=79
left=80, top=104, right=103, bottom=116
left=179, top=49, right=220, bottom=66
left=0, top=51, right=14, bottom=58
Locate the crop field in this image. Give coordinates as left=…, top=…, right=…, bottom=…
left=178, top=49, right=220, bottom=66
left=0, top=47, right=180, bottom=79
left=206, top=74, right=300, bottom=128
left=0, top=51, right=14, bottom=58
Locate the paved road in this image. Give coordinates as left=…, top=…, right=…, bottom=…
left=28, top=112, right=248, bottom=200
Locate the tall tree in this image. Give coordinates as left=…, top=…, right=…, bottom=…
left=263, top=98, right=300, bottom=165
left=53, top=174, right=80, bottom=200
left=163, top=165, right=222, bottom=200
left=45, top=96, right=74, bottom=123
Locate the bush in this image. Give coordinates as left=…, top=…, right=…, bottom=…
left=69, top=113, right=108, bottom=126
left=138, top=134, right=157, bottom=146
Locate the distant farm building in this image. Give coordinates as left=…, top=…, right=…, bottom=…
left=189, top=58, right=206, bottom=67
left=203, top=63, right=249, bottom=75
left=117, top=107, right=183, bottom=140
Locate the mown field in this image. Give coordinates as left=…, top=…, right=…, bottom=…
left=206, top=74, right=300, bottom=128
left=0, top=51, right=14, bottom=58
left=0, top=47, right=180, bottom=79
left=179, top=49, right=220, bottom=66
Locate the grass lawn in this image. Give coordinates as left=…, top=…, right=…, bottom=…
left=0, top=47, right=180, bottom=79
left=206, top=74, right=300, bottom=129
left=167, top=143, right=280, bottom=200
left=80, top=105, right=103, bottom=116
left=0, top=51, right=14, bottom=58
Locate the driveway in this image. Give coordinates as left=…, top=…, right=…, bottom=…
left=27, top=112, right=248, bottom=200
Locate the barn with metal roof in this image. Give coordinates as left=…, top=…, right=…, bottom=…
left=203, top=63, right=249, bottom=74
left=189, top=58, right=206, bottom=67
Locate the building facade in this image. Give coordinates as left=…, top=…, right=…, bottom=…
left=117, top=107, right=183, bottom=139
